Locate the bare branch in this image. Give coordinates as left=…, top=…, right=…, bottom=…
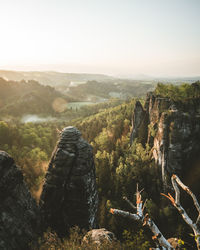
left=161, top=193, right=175, bottom=205
left=136, top=185, right=143, bottom=218
left=162, top=174, right=200, bottom=249
left=142, top=199, right=148, bottom=212
left=197, top=215, right=200, bottom=225
left=109, top=208, right=140, bottom=221
left=139, top=188, right=144, bottom=194
left=144, top=216, right=172, bottom=249
left=123, top=196, right=136, bottom=210
left=172, top=175, right=200, bottom=215
left=110, top=208, right=172, bottom=249
left=110, top=185, right=173, bottom=249
left=171, top=175, right=180, bottom=205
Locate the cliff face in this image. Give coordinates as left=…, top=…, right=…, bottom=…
left=40, top=126, right=98, bottom=237
left=0, top=151, right=40, bottom=250
left=131, top=93, right=200, bottom=187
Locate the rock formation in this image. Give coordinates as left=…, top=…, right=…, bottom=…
left=131, top=93, right=200, bottom=187
left=82, top=228, right=116, bottom=245
left=0, top=151, right=40, bottom=250
left=40, top=126, right=98, bottom=237
left=130, top=100, right=148, bottom=146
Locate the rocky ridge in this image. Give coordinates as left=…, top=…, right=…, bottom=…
left=131, top=93, right=200, bottom=187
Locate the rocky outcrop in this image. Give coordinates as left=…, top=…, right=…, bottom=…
left=40, top=126, right=98, bottom=237
left=130, top=101, right=148, bottom=145
left=0, top=151, right=40, bottom=250
left=131, top=93, right=200, bottom=187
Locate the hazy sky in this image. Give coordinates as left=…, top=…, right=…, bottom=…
left=0, top=0, right=199, bottom=77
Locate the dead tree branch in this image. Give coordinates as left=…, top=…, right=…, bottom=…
left=162, top=174, right=200, bottom=249
left=110, top=184, right=173, bottom=249
left=123, top=196, right=137, bottom=210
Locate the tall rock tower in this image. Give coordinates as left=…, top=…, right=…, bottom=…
left=40, top=126, right=98, bottom=237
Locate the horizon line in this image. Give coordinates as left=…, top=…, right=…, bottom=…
left=0, top=68, right=200, bottom=80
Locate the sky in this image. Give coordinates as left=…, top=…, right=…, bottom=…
left=0, top=0, right=199, bottom=77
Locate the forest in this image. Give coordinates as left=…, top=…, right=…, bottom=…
left=0, top=82, right=200, bottom=249
left=0, top=77, right=153, bottom=121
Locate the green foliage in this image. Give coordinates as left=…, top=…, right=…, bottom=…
left=0, top=93, right=197, bottom=248
left=0, top=78, right=68, bottom=116
left=36, top=227, right=153, bottom=249
left=0, top=122, right=59, bottom=197
left=148, top=124, right=157, bottom=137
left=178, top=239, right=185, bottom=246
left=74, top=99, right=163, bottom=246
left=35, top=226, right=122, bottom=250
left=67, top=80, right=155, bottom=100
left=122, top=229, right=151, bottom=249
left=0, top=121, right=9, bottom=144
left=155, top=81, right=200, bottom=100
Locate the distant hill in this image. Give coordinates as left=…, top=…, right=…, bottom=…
left=0, top=69, right=156, bottom=102
left=0, top=76, right=156, bottom=120
left=0, top=78, right=71, bottom=117
left=0, top=70, right=114, bottom=87
left=65, top=80, right=155, bottom=101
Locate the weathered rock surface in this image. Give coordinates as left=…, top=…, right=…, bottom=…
left=0, top=151, right=40, bottom=250
left=82, top=228, right=116, bottom=245
left=130, top=100, right=148, bottom=145
left=131, top=93, right=200, bottom=187
left=40, top=126, right=98, bottom=237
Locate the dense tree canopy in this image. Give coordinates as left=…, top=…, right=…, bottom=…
left=155, top=81, right=200, bottom=100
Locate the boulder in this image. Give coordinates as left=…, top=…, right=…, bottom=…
left=82, top=228, right=116, bottom=245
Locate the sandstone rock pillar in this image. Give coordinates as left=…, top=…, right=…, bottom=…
left=40, top=126, right=98, bottom=237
